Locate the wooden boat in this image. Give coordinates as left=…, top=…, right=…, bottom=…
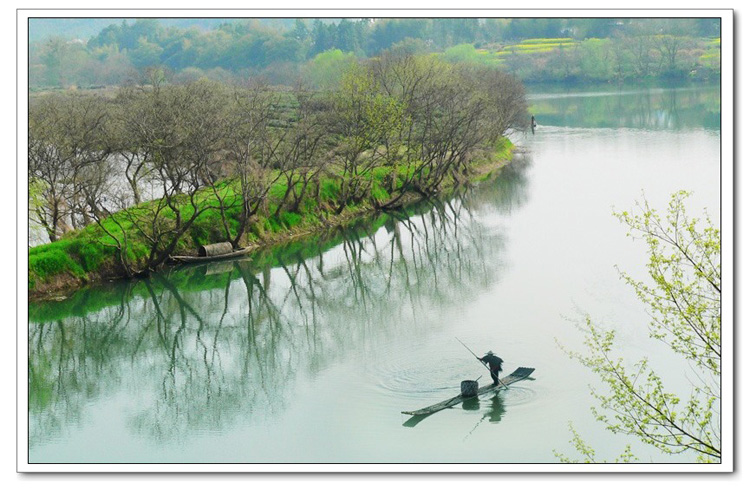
left=169, top=246, right=254, bottom=264
left=401, top=367, right=535, bottom=416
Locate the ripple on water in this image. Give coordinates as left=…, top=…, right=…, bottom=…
left=370, top=355, right=473, bottom=400
left=493, top=384, right=537, bottom=407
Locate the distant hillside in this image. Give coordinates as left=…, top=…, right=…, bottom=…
left=28, top=17, right=720, bottom=89
left=28, top=18, right=297, bottom=42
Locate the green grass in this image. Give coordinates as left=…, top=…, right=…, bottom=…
left=319, top=177, right=341, bottom=202
left=28, top=235, right=117, bottom=289
left=29, top=245, right=85, bottom=287
left=493, top=138, right=514, bottom=162
left=280, top=211, right=303, bottom=228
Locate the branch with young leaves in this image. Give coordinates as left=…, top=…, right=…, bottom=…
left=558, top=191, right=720, bottom=463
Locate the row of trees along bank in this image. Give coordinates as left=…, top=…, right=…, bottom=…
left=29, top=52, right=528, bottom=293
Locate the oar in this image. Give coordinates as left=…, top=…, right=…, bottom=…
left=456, top=337, right=508, bottom=390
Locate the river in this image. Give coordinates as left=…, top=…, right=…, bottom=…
left=27, top=83, right=720, bottom=465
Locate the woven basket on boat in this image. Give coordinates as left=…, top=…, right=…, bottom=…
left=460, top=380, right=479, bottom=397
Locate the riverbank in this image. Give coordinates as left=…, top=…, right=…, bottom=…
left=29, top=139, right=516, bottom=302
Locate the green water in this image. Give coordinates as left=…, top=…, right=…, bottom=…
left=27, top=83, right=721, bottom=464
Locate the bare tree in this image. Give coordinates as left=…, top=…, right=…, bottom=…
left=622, top=34, right=656, bottom=79
left=221, top=79, right=284, bottom=247
left=113, top=79, right=231, bottom=271
left=368, top=55, right=528, bottom=207
left=109, top=87, right=155, bottom=205
left=269, top=85, right=330, bottom=217
left=29, top=97, right=73, bottom=242
left=29, top=93, right=112, bottom=241
left=654, top=35, right=697, bottom=78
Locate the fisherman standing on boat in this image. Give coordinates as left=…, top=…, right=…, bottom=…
left=479, top=351, right=504, bottom=386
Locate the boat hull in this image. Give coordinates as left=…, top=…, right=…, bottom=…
left=402, top=367, right=535, bottom=416
left=169, top=247, right=254, bottom=264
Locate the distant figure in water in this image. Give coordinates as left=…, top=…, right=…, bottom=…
left=479, top=351, right=504, bottom=386
left=531, top=115, right=537, bottom=133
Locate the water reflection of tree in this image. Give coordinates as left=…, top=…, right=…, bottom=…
left=529, top=86, right=719, bottom=130
left=470, top=154, right=531, bottom=215
left=28, top=165, right=531, bottom=447
left=28, top=282, right=138, bottom=448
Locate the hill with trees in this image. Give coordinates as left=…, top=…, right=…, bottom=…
left=29, top=17, right=721, bottom=90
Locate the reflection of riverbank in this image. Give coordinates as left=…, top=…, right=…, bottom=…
left=28, top=162, right=533, bottom=454
left=527, top=84, right=719, bottom=130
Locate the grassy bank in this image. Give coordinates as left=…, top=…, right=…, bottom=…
left=28, top=210, right=399, bottom=323
left=29, top=138, right=515, bottom=300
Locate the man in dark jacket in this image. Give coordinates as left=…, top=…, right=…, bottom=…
left=479, top=351, right=504, bottom=386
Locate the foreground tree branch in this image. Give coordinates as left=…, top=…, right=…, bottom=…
left=558, top=191, right=720, bottom=463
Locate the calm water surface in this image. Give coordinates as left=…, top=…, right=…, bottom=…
left=28, top=84, right=720, bottom=464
